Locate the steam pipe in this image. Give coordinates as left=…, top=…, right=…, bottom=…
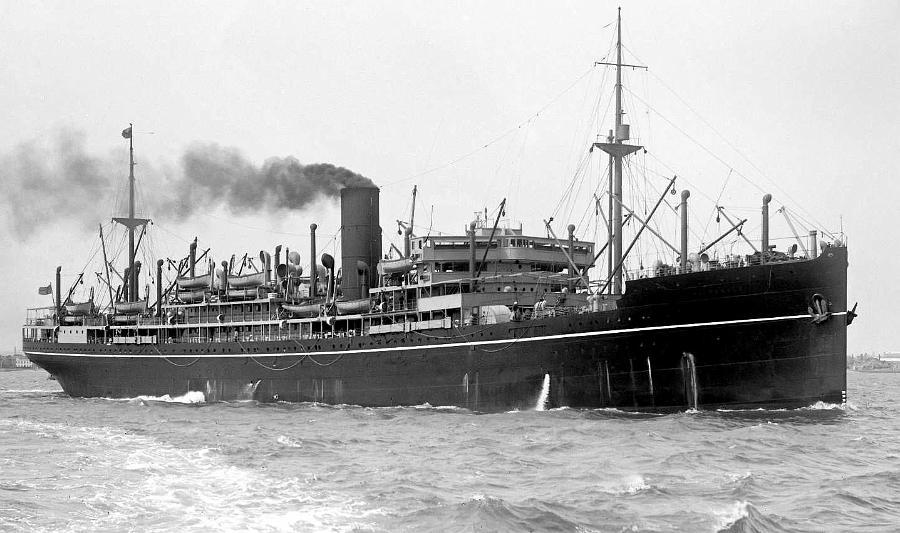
left=404, top=227, right=412, bottom=258
left=274, top=245, right=282, bottom=284
left=567, top=224, right=576, bottom=292
left=122, top=266, right=130, bottom=301
left=358, top=260, right=369, bottom=299
left=468, top=221, right=477, bottom=290
left=221, top=260, right=229, bottom=295
left=322, top=253, right=335, bottom=303
left=133, top=261, right=142, bottom=300
left=189, top=238, right=197, bottom=277
left=55, top=266, right=62, bottom=318
left=156, top=259, right=163, bottom=318
left=543, top=221, right=589, bottom=289
left=680, top=190, right=690, bottom=272
left=761, top=194, right=772, bottom=264
left=116, top=267, right=131, bottom=301
left=259, top=251, right=271, bottom=285
left=809, top=230, right=818, bottom=259
left=310, top=224, right=318, bottom=298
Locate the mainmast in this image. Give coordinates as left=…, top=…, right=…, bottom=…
left=594, top=8, right=645, bottom=294
left=113, top=124, right=149, bottom=303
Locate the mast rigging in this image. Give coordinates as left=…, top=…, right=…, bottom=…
left=592, top=8, right=646, bottom=294
left=112, top=123, right=150, bottom=303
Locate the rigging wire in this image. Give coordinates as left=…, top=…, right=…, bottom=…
left=622, top=84, right=836, bottom=240
left=625, top=43, right=831, bottom=232
left=382, top=66, right=597, bottom=187
left=701, top=168, right=733, bottom=241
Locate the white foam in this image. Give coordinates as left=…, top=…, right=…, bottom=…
left=726, top=471, right=752, bottom=483
left=134, top=390, right=206, bottom=404
left=597, top=474, right=650, bottom=495
left=712, top=500, right=751, bottom=531
left=276, top=435, right=303, bottom=448
left=2, top=418, right=382, bottom=531
left=801, top=400, right=856, bottom=411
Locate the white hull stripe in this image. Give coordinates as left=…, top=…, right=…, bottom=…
left=27, top=312, right=844, bottom=359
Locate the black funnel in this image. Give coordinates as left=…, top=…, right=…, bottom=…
left=340, top=187, right=381, bottom=300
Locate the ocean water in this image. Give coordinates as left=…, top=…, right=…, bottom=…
left=1, top=370, right=898, bottom=532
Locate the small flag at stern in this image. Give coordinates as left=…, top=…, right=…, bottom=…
left=38, top=284, right=52, bottom=295
left=122, top=126, right=132, bottom=139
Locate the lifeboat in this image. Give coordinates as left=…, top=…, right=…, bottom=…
left=228, top=271, right=266, bottom=289
left=177, top=290, right=206, bottom=303
left=282, top=301, right=321, bottom=318
left=377, top=257, right=414, bottom=276
left=177, top=273, right=212, bottom=290
left=115, top=300, right=148, bottom=315
left=64, top=301, right=94, bottom=316
left=335, top=298, right=371, bottom=315
left=226, top=288, right=260, bottom=299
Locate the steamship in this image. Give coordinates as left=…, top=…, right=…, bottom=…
left=21, top=13, right=851, bottom=412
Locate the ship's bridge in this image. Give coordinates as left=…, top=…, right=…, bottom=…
left=409, top=226, right=594, bottom=285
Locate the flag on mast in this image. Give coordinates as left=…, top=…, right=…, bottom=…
left=122, top=126, right=132, bottom=139
left=38, top=284, right=52, bottom=295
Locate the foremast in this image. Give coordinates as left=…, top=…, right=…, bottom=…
left=593, top=8, right=645, bottom=294
left=112, top=124, right=150, bottom=302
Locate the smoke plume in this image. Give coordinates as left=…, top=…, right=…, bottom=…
left=159, top=143, right=375, bottom=220
left=0, top=131, right=374, bottom=241
left=0, top=129, right=120, bottom=240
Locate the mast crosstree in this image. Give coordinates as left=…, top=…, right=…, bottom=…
left=112, top=123, right=150, bottom=302
left=593, top=8, right=646, bottom=294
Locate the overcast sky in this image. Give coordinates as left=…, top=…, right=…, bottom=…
left=1, top=1, right=898, bottom=353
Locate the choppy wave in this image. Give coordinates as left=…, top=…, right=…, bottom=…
left=1, top=369, right=898, bottom=532
left=395, top=494, right=596, bottom=533
left=714, top=501, right=792, bottom=533
left=0, top=418, right=382, bottom=532
left=595, top=474, right=653, bottom=495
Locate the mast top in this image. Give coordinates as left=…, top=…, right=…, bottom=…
left=593, top=8, right=646, bottom=149
left=113, top=123, right=149, bottom=229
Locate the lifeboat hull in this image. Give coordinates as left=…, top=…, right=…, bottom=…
left=177, top=274, right=212, bottom=290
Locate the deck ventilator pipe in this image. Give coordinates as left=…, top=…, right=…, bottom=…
left=761, top=194, right=772, bottom=264
left=156, top=259, right=163, bottom=318
left=809, top=230, right=818, bottom=259
left=310, top=224, right=318, bottom=298
left=680, top=190, right=690, bottom=272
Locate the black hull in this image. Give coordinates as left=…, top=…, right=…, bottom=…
left=25, top=248, right=848, bottom=412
